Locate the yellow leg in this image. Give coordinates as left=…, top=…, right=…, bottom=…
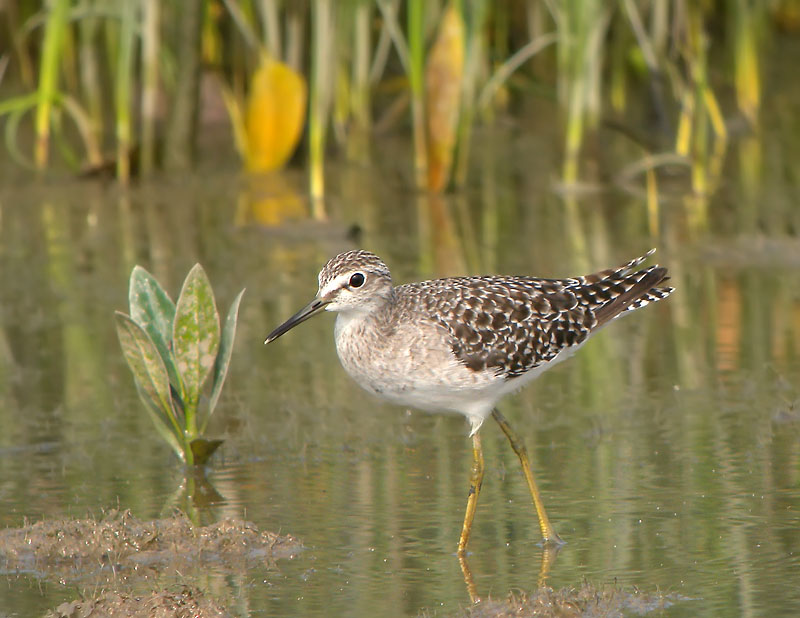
left=491, top=408, right=564, bottom=546
left=457, top=431, right=484, bottom=554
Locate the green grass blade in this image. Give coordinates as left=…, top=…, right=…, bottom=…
left=219, top=0, right=260, bottom=51
left=172, top=264, right=220, bottom=436
left=5, top=105, right=36, bottom=168
left=115, top=311, right=179, bottom=435
left=0, top=92, right=38, bottom=116
left=128, top=266, right=183, bottom=397
left=205, top=288, right=245, bottom=429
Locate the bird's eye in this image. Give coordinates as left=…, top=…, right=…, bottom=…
left=349, top=272, right=365, bottom=288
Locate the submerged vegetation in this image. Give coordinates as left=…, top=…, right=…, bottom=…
left=0, top=0, right=794, bottom=204
left=116, top=264, right=244, bottom=465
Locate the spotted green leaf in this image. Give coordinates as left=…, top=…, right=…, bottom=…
left=172, top=264, right=220, bottom=425
left=129, top=266, right=183, bottom=397
left=204, top=288, right=245, bottom=428
left=115, top=311, right=177, bottom=435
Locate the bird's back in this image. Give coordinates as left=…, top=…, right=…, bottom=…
left=394, top=251, right=672, bottom=381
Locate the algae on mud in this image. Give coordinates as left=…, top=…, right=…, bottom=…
left=45, top=586, right=231, bottom=618
left=450, top=584, right=691, bottom=617
left=0, top=510, right=301, bottom=584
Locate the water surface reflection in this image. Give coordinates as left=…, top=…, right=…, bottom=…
left=0, top=121, right=799, bottom=616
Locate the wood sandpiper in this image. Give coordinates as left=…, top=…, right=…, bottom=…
left=265, top=249, right=673, bottom=552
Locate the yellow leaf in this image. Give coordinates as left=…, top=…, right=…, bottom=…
left=425, top=4, right=464, bottom=193
left=244, top=56, right=307, bottom=172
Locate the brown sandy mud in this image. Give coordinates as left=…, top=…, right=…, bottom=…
left=451, top=584, right=691, bottom=617
left=44, top=586, right=231, bottom=618
left=0, top=510, right=302, bottom=616
left=0, top=510, right=302, bottom=581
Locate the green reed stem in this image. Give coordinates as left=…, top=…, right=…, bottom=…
left=115, top=0, right=136, bottom=184
left=650, top=0, right=669, bottom=54
left=351, top=0, right=371, bottom=133
left=563, top=77, right=586, bottom=186
left=6, top=0, right=34, bottom=87
left=407, top=0, right=427, bottom=190
left=60, top=93, right=102, bottom=166
left=309, top=0, right=333, bottom=218
left=370, top=0, right=396, bottom=84
left=220, top=0, right=260, bottom=51
left=61, top=12, right=79, bottom=94
left=164, top=0, right=203, bottom=171
left=140, top=0, right=160, bottom=176
left=34, top=0, right=69, bottom=169
left=258, top=0, right=281, bottom=58
left=454, top=0, right=488, bottom=188
left=285, top=3, right=305, bottom=71
left=78, top=2, right=103, bottom=167
left=557, top=0, right=610, bottom=185
left=732, top=0, right=762, bottom=127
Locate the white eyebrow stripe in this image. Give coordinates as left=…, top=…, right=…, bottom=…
left=319, top=272, right=352, bottom=297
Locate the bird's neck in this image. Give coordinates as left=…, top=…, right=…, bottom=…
left=334, top=291, right=394, bottom=340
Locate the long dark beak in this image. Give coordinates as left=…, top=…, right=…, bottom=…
left=264, top=297, right=330, bottom=343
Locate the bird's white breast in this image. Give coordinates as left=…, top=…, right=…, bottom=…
left=333, top=309, right=503, bottom=420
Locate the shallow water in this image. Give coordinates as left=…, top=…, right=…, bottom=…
left=2, top=74, right=800, bottom=617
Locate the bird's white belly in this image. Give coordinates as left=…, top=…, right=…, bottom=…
left=333, top=308, right=590, bottom=434
left=334, top=312, right=500, bottom=416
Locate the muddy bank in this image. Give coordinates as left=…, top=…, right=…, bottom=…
left=0, top=509, right=302, bottom=584
left=45, top=586, right=231, bottom=618
left=453, top=584, right=690, bottom=617
left=2, top=511, right=690, bottom=617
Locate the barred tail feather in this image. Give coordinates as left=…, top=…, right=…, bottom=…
left=622, top=285, right=674, bottom=314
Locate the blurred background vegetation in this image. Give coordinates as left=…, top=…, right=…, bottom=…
left=1, top=0, right=798, bottom=212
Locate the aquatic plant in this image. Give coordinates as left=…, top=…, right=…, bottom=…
left=115, top=264, right=244, bottom=465
left=0, top=0, right=782, bottom=197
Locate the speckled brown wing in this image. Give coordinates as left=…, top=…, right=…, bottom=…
left=399, top=252, right=672, bottom=380
left=401, top=277, right=594, bottom=379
